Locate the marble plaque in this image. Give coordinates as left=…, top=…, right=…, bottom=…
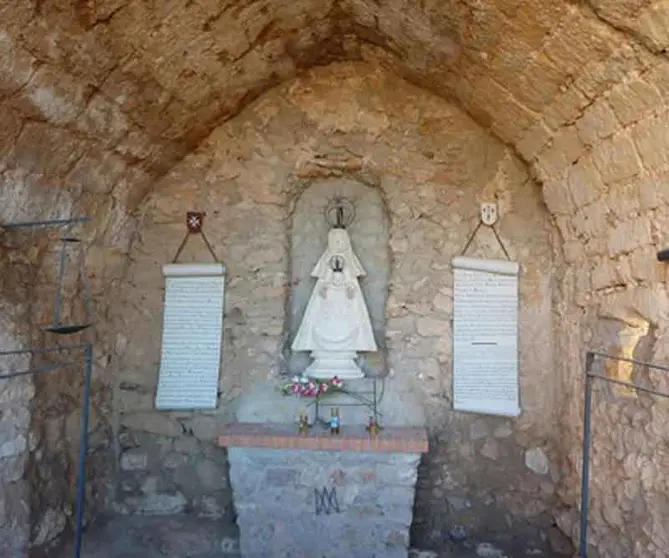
left=452, top=256, right=521, bottom=417
left=155, top=263, right=226, bottom=410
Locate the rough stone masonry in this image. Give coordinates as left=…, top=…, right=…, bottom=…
left=227, top=447, right=421, bottom=558
left=116, top=64, right=559, bottom=553
left=0, top=1, right=669, bottom=557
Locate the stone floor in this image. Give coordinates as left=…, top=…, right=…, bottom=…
left=50, top=515, right=573, bottom=558
left=52, top=516, right=240, bottom=558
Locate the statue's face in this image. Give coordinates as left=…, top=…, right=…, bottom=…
left=329, top=230, right=347, bottom=253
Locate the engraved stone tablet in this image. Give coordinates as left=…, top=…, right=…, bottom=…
left=155, top=263, right=226, bottom=410
left=452, top=256, right=521, bottom=417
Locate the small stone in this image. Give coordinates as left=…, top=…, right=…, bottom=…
left=449, top=525, right=468, bottom=541
left=525, top=448, right=550, bottom=475
left=196, top=459, right=225, bottom=491
left=187, top=415, right=219, bottom=441
left=446, top=495, right=468, bottom=511
left=121, top=413, right=183, bottom=437
left=32, top=508, right=66, bottom=546
left=141, top=476, right=158, bottom=494
left=408, top=550, right=438, bottom=558
left=120, top=449, right=148, bottom=471
left=163, top=453, right=188, bottom=469
left=493, top=424, right=513, bottom=438
left=476, top=542, right=505, bottom=557
left=480, top=439, right=499, bottom=460
left=540, top=481, right=555, bottom=495
left=432, top=292, right=453, bottom=313
left=197, top=495, right=225, bottom=519
left=131, top=492, right=187, bottom=515
left=470, top=419, right=489, bottom=441
left=221, top=536, right=240, bottom=554
left=0, top=435, right=26, bottom=459
left=416, top=317, right=450, bottom=337
left=0, top=455, right=25, bottom=482
left=173, top=436, right=199, bottom=454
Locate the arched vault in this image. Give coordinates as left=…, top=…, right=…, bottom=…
left=2, top=0, right=667, bottom=189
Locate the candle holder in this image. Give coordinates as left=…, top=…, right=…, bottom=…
left=329, top=407, right=341, bottom=435
left=366, top=415, right=380, bottom=437
left=298, top=409, right=310, bottom=435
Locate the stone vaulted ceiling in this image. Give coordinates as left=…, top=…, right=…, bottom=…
left=1, top=0, right=668, bottom=201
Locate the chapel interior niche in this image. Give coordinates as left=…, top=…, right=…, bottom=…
left=1, top=0, right=669, bottom=553
left=286, top=178, right=390, bottom=378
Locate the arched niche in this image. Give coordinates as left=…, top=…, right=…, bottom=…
left=285, top=178, right=390, bottom=377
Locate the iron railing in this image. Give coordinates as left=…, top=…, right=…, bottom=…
left=0, top=343, right=94, bottom=558
left=579, top=350, right=669, bottom=557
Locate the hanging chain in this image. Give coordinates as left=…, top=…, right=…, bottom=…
left=460, top=219, right=511, bottom=261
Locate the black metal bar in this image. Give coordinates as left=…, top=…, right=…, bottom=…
left=0, top=360, right=83, bottom=379
left=0, top=344, right=89, bottom=356
left=579, top=352, right=595, bottom=558
left=1, top=217, right=91, bottom=229
left=585, top=350, right=669, bottom=373
left=491, top=225, right=511, bottom=261
left=79, top=246, right=93, bottom=324
left=312, top=402, right=374, bottom=407
left=53, top=240, right=68, bottom=325
left=586, top=373, right=669, bottom=398
left=199, top=231, right=220, bottom=262
left=170, top=231, right=191, bottom=263
left=460, top=220, right=482, bottom=256
left=73, top=343, right=93, bottom=558
left=578, top=350, right=669, bottom=558
left=373, top=379, right=378, bottom=425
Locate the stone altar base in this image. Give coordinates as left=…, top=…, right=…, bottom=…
left=219, top=423, right=428, bottom=558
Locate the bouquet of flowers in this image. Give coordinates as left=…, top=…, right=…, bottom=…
left=281, top=375, right=344, bottom=397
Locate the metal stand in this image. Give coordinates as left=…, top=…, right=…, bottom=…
left=312, top=377, right=385, bottom=428
left=2, top=216, right=93, bottom=335
left=579, top=350, right=669, bottom=557
left=1, top=216, right=94, bottom=557
left=0, top=343, right=93, bottom=558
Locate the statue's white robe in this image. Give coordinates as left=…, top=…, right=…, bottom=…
left=292, top=230, right=377, bottom=354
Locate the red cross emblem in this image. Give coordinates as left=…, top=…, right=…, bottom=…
left=186, top=212, right=204, bottom=233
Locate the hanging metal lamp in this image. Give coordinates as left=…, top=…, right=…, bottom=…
left=44, top=232, right=92, bottom=335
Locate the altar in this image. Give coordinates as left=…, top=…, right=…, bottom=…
left=218, top=422, right=428, bottom=558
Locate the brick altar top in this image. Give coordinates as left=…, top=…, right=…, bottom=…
left=218, top=422, right=429, bottom=453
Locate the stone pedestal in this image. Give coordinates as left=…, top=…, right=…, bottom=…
left=220, top=423, right=428, bottom=558
left=305, top=349, right=364, bottom=380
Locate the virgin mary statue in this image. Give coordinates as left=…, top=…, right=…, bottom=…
left=292, top=228, right=377, bottom=379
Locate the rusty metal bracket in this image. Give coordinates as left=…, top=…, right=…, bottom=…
left=171, top=212, right=219, bottom=263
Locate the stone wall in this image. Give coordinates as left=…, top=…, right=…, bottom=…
left=1, top=2, right=669, bottom=555
left=526, top=49, right=669, bottom=557
left=0, top=299, right=32, bottom=556
left=115, top=62, right=560, bottom=545
left=0, top=180, right=138, bottom=552
left=228, top=446, right=421, bottom=558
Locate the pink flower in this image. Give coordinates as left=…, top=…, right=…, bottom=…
left=320, top=383, right=328, bottom=393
